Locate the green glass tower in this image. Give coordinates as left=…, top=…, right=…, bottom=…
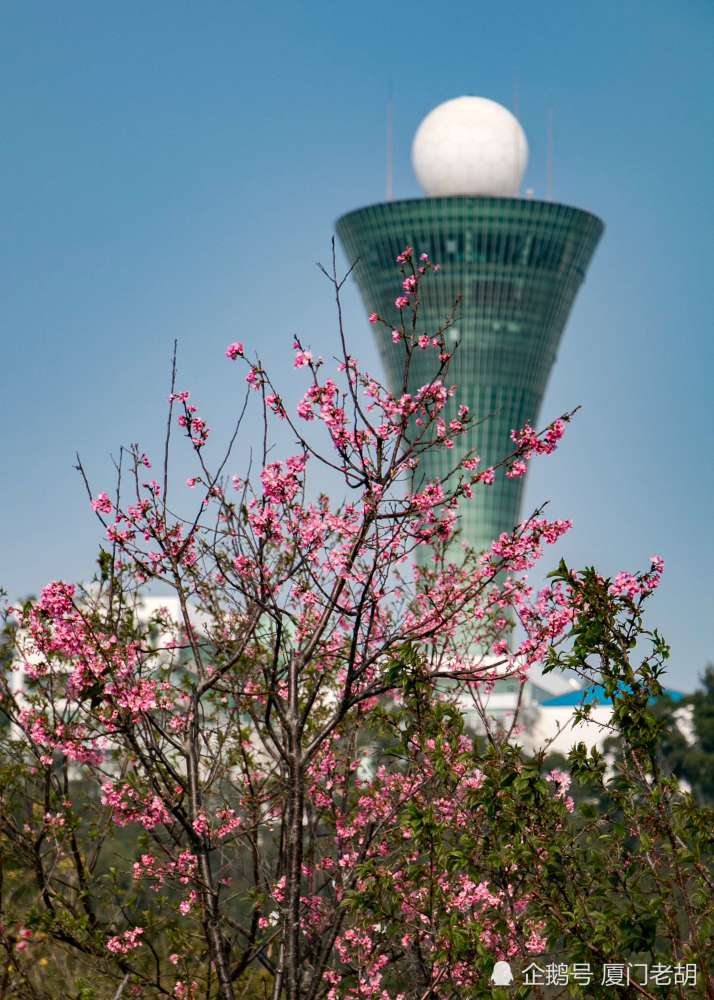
left=336, top=195, right=603, bottom=559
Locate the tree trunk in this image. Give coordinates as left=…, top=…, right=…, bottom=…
left=284, top=657, right=305, bottom=1000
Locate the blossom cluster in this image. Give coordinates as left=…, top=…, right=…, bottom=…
left=610, top=555, right=665, bottom=600
left=106, top=927, right=144, bottom=954
left=0, top=243, right=671, bottom=999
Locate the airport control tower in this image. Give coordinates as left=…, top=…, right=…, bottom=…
left=337, top=97, right=603, bottom=559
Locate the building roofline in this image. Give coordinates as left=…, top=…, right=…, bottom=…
left=336, top=196, right=604, bottom=233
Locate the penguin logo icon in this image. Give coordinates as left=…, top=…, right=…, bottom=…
left=490, top=960, right=514, bottom=986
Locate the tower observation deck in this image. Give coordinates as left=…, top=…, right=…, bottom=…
left=336, top=98, right=603, bottom=560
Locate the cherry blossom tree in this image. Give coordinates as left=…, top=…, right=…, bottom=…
left=3, top=246, right=706, bottom=1000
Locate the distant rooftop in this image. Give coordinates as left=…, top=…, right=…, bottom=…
left=542, top=685, right=685, bottom=708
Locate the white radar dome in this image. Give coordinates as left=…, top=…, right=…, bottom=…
left=412, top=96, right=528, bottom=198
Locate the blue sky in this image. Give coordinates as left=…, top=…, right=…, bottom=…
left=2, top=1, right=712, bottom=689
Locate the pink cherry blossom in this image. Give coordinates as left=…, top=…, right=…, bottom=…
left=294, top=350, right=313, bottom=368
left=91, top=492, right=112, bottom=514
left=225, top=342, right=244, bottom=360
left=106, top=927, right=144, bottom=954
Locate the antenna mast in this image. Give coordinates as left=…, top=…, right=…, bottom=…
left=386, top=96, right=394, bottom=201
left=513, top=76, right=521, bottom=196
left=546, top=108, right=554, bottom=201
